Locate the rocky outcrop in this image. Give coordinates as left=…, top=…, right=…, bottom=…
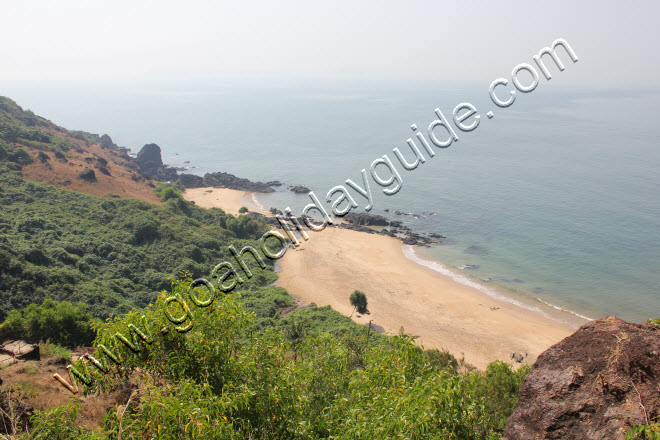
left=503, top=316, right=660, bottom=440
left=100, top=134, right=117, bottom=149
left=136, top=143, right=163, bottom=169
left=178, top=173, right=204, bottom=188
left=200, top=172, right=275, bottom=193
left=135, top=143, right=178, bottom=181
left=343, top=212, right=390, bottom=226
left=290, top=185, right=310, bottom=194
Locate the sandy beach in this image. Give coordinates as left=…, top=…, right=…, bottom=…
left=183, top=189, right=574, bottom=369
left=184, top=187, right=267, bottom=216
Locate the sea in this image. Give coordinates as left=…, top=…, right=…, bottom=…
left=3, top=80, right=659, bottom=325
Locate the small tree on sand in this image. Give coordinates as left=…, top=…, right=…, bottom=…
left=349, top=290, right=368, bottom=317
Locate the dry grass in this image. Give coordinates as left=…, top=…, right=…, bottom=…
left=20, top=134, right=162, bottom=205
left=0, top=355, right=129, bottom=431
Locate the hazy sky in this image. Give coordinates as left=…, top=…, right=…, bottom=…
left=1, top=0, right=658, bottom=86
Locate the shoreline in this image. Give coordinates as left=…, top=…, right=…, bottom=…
left=183, top=187, right=576, bottom=369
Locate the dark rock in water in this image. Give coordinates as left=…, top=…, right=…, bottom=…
left=136, top=143, right=163, bottom=169
left=465, top=245, right=489, bottom=255
left=270, top=207, right=284, bottom=216
left=393, top=210, right=424, bottom=218
left=343, top=212, right=390, bottom=226
left=178, top=173, right=204, bottom=188
left=502, top=316, right=660, bottom=440
left=384, top=208, right=389, bottom=212
left=202, top=172, right=275, bottom=193
left=267, top=180, right=284, bottom=187
left=77, top=169, right=96, bottom=182
left=290, top=185, right=310, bottom=194
left=135, top=143, right=178, bottom=181
left=458, top=264, right=479, bottom=270
left=533, top=287, right=545, bottom=294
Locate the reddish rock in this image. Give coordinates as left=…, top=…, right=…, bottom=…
left=503, top=316, right=660, bottom=440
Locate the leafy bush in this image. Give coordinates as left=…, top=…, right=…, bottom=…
left=29, top=278, right=527, bottom=440
left=0, top=298, right=95, bottom=347
left=627, top=423, right=660, bottom=440
left=238, top=205, right=248, bottom=213
left=0, top=172, right=272, bottom=319
left=38, top=341, right=72, bottom=362
left=349, top=289, right=368, bottom=315
left=77, top=169, right=96, bottom=181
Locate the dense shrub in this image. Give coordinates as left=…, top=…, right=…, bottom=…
left=29, top=279, right=526, bottom=440
left=0, top=171, right=274, bottom=319
left=0, top=298, right=95, bottom=347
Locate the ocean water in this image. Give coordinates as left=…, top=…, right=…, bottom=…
left=3, top=81, right=659, bottom=323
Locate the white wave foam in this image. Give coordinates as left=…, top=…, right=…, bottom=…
left=402, top=245, right=592, bottom=323
left=536, top=297, right=593, bottom=321
left=251, top=193, right=266, bottom=212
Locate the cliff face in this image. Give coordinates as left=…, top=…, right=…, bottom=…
left=503, top=316, right=660, bottom=440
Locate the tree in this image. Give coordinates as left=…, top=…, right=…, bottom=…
left=238, top=206, right=248, bottom=214
left=349, top=290, right=368, bottom=317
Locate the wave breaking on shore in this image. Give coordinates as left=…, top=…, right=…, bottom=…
left=402, top=245, right=592, bottom=324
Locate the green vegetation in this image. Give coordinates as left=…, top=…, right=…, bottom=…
left=23, top=278, right=527, bottom=440
left=627, top=423, right=660, bottom=440
left=349, top=289, right=368, bottom=315
left=648, top=318, right=660, bottom=327
left=0, top=167, right=272, bottom=320
left=38, top=341, right=72, bottom=362
left=238, top=205, right=248, bottom=213
left=0, top=298, right=96, bottom=346
left=0, top=96, right=98, bottom=158
left=0, top=96, right=531, bottom=439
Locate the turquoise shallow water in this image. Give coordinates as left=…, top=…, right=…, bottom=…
left=3, top=81, right=659, bottom=323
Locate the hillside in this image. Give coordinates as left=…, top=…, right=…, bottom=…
left=0, top=97, right=657, bottom=440
left=0, top=96, right=160, bottom=203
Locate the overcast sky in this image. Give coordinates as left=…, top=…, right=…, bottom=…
left=1, top=0, right=657, bottom=87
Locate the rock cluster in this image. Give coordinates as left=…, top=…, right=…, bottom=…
left=503, top=316, right=660, bottom=440
left=201, top=172, right=275, bottom=192
left=135, top=144, right=178, bottom=181
left=343, top=212, right=394, bottom=227
left=289, top=185, right=310, bottom=193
